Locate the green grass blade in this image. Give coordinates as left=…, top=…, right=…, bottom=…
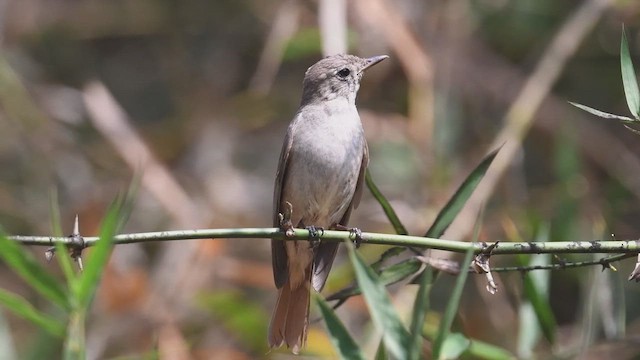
left=63, top=308, right=86, bottom=360
left=569, top=102, right=637, bottom=122
left=425, top=147, right=500, bottom=238
left=74, top=197, right=123, bottom=308
left=464, top=335, right=514, bottom=359
left=432, top=207, right=483, bottom=359
left=347, top=242, right=411, bottom=359
left=0, top=289, right=64, bottom=337
left=0, top=233, right=68, bottom=311
left=327, top=258, right=422, bottom=301
left=518, top=225, right=555, bottom=346
left=440, top=332, right=471, bottom=359
left=522, top=272, right=556, bottom=343
left=409, top=265, right=433, bottom=360
left=431, top=247, right=474, bottom=359
left=366, top=171, right=408, bottom=235
left=374, top=340, right=387, bottom=360
left=315, top=294, right=366, bottom=360
left=621, top=27, right=640, bottom=118
left=49, top=190, right=77, bottom=286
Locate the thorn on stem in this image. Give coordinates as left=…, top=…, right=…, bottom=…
left=44, top=215, right=86, bottom=271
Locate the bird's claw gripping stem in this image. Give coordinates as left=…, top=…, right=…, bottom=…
left=306, top=226, right=324, bottom=249
left=336, top=224, right=364, bottom=248
left=279, top=202, right=295, bottom=238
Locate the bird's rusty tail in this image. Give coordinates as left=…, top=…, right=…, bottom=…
left=268, top=267, right=311, bottom=354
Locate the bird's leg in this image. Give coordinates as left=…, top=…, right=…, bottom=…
left=278, top=202, right=295, bottom=238
left=305, top=226, right=324, bottom=249
left=335, top=224, right=364, bottom=248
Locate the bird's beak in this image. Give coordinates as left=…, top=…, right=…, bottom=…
left=361, top=55, right=389, bottom=72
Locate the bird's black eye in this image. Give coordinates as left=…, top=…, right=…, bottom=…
left=337, top=68, right=351, bottom=78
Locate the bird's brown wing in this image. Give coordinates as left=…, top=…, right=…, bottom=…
left=312, top=142, right=369, bottom=292
left=272, top=126, right=294, bottom=289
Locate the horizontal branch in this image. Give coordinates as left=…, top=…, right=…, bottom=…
left=8, top=228, right=640, bottom=255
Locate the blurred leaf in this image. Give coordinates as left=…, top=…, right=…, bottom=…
left=0, top=233, right=68, bottom=311
left=431, top=246, right=474, bottom=359
left=407, top=149, right=500, bottom=359
left=0, top=310, right=17, bottom=360
left=198, top=291, right=269, bottom=353
left=440, top=332, right=470, bottom=360
left=328, top=149, right=500, bottom=306
left=465, top=336, right=514, bottom=360
left=374, top=340, right=387, bottom=360
left=425, top=147, right=500, bottom=238
left=23, top=327, right=62, bottom=360
left=432, top=207, right=482, bottom=359
left=521, top=230, right=556, bottom=345
left=74, top=198, right=122, bottom=308
left=517, top=224, right=552, bottom=357
left=569, top=102, right=637, bottom=122
left=347, top=242, right=411, bottom=360
left=49, top=191, right=76, bottom=286
left=522, top=271, right=556, bottom=344
left=326, top=258, right=422, bottom=302
left=366, top=171, right=408, bottom=235
left=74, top=180, right=136, bottom=307
left=621, top=27, right=640, bottom=119
left=54, top=241, right=76, bottom=293
left=409, top=265, right=433, bottom=360
left=0, top=289, right=64, bottom=338
left=315, top=294, right=365, bottom=360
left=62, top=308, right=85, bottom=360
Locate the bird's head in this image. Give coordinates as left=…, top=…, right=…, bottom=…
left=300, top=54, right=388, bottom=105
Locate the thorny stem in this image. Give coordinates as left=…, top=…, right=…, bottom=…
left=8, top=228, right=640, bottom=255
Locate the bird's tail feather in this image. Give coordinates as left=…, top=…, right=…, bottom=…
left=268, top=269, right=311, bottom=354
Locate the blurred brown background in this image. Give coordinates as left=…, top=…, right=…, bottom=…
left=1, top=0, right=640, bottom=358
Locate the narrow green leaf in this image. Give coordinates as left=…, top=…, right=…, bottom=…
left=63, top=308, right=86, bottom=360
left=347, top=242, right=411, bottom=360
left=569, top=102, right=637, bottom=122
left=426, top=148, right=500, bottom=238
left=522, top=272, right=556, bottom=343
left=49, top=191, right=76, bottom=287
left=432, top=208, right=483, bottom=359
left=75, top=196, right=124, bottom=308
left=55, top=241, right=76, bottom=293
left=0, top=289, right=64, bottom=337
left=328, top=149, right=501, bottom=307
left=621, top=27, right=640, bottom=118
left=465, top=335, right=514, bottom=360
left=0, top=233, right=68, bottom=311
left=315, top=294, right=366, bottom=360
left=440, top=332, right=471, bottom=359
left=366, top=171, right=408, bottom=235
left=518, top=225, right=555, bottom=346
left=409, top=265, right=433, bottom=360
left=431, top=246, right=474, bottom=359
left=374, top=340, right=387, bottom=360
left=326, top=259, right=421, bottom=301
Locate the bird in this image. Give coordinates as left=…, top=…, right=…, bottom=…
left=269, top=54, right=388, bottom=353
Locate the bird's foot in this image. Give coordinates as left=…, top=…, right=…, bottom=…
left=306, top=226, right=324, bottom=249
left=335, top=224, right=364, bottom=248
left=278, top=202, right=295, bottom=238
